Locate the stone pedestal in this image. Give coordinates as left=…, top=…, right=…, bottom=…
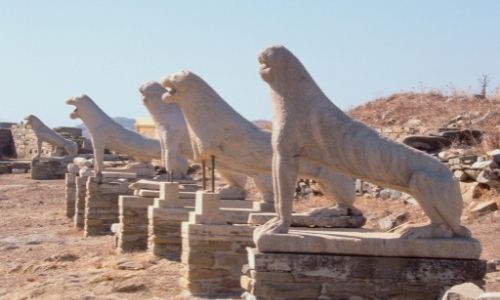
left=188, top=191, right=225, bottom=225
left=116, top=196, right=154, bottom=253
left=64, top=173, right=77, bottom=218
left=74, top=175, right=88, bottom=229
left=147, top=182, right=191, bottom=258
left=242, top=228, right=486, bottom=300
left=181, top=223, right=255, bottom=298
left=31, top=157, right=68, bottom=180
left=84, top=173, right=136, bottom=236
left=148, top=205, right=189, bottom=259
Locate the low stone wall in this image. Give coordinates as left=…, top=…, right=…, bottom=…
left=148, top=205, right=189, bottom=259
left=241, top=248, right=487, bottom=300
left=180, top=223, right=255, bottom=298
left=84, top=176, right=135, bottom=236
left=64, top=173, right=77, bottom=218
left=116, top=196, right=155, bottom=253
left=31, top=158, right=68, bottom=180
left=74, top=175, right=88, bottom=229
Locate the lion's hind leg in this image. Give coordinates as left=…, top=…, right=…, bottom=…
left=398, top=170, right=470, bottom=239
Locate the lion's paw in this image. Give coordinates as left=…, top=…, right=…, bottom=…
left=397, top=223, right=454, bottom=239
left=253, top=217, right=289, bottom=243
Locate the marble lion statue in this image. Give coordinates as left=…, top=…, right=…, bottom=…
left=160, top=70, right=356, bottom=211
left=24, top=114, right=78, bottom=158
left=66, top=95, right=188, bottom=177
left=139, top=81, right=248, bottom=195
left=256, top=45, right=471, bottom=240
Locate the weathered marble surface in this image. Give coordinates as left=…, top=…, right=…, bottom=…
left=248, top=209, right=366, bottom=228
left=66, top=95, right=162, bottom=176
left=255, top=228, right=481, bottom=259
left=24, top=114, right=78, bottom=158
left=139, top=81, right=190, bottom=178
left=256, top=45, right=470, bottom=240
left=181, top=222, right=254, bottom=298
left=242, top=248, right=486, bottom=300
left=160, top=70, right=356, bottom=212
left=140, top=80, right=248, bottom=197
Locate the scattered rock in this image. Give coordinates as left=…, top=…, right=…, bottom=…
left=488, top=149, right=500, bottom=164
left=454, top=170, right=470, bottom=182
left=441, top=282, right=483, bottom=300
left=113, top=282, right=147, bottom=293
left=487, top=259, right=499, bottom=273
left=469, top=201, right=498, bottom=219
left=378, top=212, right=408, bottom=231
left=403, top=135, right=451, bottom=153
left=45, top=253, right=79, bottom=262
left=115, top=261, right=146, bottom=271
left=477, top=292, right=500, bottom=299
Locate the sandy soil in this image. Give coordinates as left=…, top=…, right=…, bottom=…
left=0, top=174, right=498, bottom=299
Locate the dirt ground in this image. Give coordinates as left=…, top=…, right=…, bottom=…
left=0, top=173, right=499, bottom=299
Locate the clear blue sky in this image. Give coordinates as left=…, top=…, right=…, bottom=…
left=1, top=1, right=499, bottom=127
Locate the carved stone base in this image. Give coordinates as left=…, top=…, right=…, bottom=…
left=255, top=228, right=482, bottom=259
left=241, top=248, right=486, bottom=300
left=64, top=173, right=76, bottom=218
left=248, top=208, right=365, bottom=228
left=116, top=196, right=154, bottom=253
left=84, top=174, right=136, bottom=236
left=74, top=175, right=88, bottom=229
left=181, top=223, right=254, bottom=298
left=148, top=206, right=189, bottom=259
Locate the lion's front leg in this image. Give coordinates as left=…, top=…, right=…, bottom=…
left=254, top=151, right=297, bottom=242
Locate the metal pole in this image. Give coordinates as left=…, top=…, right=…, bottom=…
left=211, top=155, right=215, bottom=193
left=202, top=160, right=206, bottom=190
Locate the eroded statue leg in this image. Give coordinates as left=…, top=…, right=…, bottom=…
left=397, top=170, right=471, bottom=239
left=254, top=153, right=297, bottom=242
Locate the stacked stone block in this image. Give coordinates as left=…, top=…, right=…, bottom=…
left=31, top=157, right=68, bottom=180
left=241, top=248, right=487, bottom=300
left=116, top=196, right=155, bottom=253
left=74, top=175, right=88, bottom=229
left=181, top=222, right=254, bottom=298
left=148, top=182, right=191, bottom=258
left=84, top=174, right=136, bottom=236
left=64, top=173, right=77, bottom=218
left=148, top=205, right=190, bottom=258
left=179, top=190, right=256, bottom=298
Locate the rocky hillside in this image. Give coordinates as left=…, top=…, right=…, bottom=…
left=348, top=92, right=500, bottom=151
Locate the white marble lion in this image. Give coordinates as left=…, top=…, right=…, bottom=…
left=256, top=45, right=471, bottom=240
left=160, top=70, right=356, bottom=210
left=139, top=80, right=248, bottom=194
left=66, top=95, right=185, bottom=177
left=24, top=114, right=78, bottom=159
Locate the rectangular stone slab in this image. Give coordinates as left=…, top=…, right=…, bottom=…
left=255, top=228, right=481, bottom=259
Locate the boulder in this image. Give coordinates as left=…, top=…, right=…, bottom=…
left=441, top=282, right=484, bottom=300
left=469, top=200, right=498, bottom=219
left=439, top=129, right=483, bottom=146
left=378, top=212, right=408, bottom=231
left=402, top=135, right=451, bottom=153
left=488, top=149, right=500, bottom=164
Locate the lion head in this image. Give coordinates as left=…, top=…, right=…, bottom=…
left=258, top=45, right=311, bottom=94
left=159, top=70, right=201, bottom=104
left=65, top=94, right=92, bottom=120
left=138, top=81, right=167, bottom=106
